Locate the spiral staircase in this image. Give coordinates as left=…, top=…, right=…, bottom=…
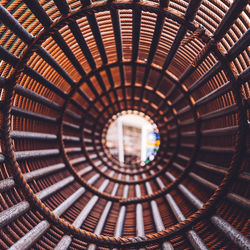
left=0, top=0, right=249, bottom=249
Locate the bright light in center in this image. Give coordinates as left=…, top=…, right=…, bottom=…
left=105, top=113, right=160, bottom=165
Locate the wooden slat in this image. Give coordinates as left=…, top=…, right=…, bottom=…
left=15, top=149, right=60, bottom=161
left=87, top=176, right=120, bottom=250
left=177, top=154, right=250, bottom=182
left=110, top=7, right=126, bottom=108
left=15, top=85, right=61, bottom=110
left=153, top=171, right=208, bottom=250
left=114, top=179, right=129, bottom=237
left=135, top=176, right=144, bottom=237
left=172, top=162, right=250, bottom=210
left=153, top=0, right=203, bottom=91
left=8, top=186, right=87, bottom=250
left=142, top=173, right=173, bottom=250
left=0, top=163, right=65, bottom=192
left=131, top=6, right=141, bottom=107
left=213, top=0, right=249, bottom=41
left=0, top=167, right=92, bottom=228
left=54, top=168, right=109, bottom=250
left=0, top=46, right=67, bottom=98
left=166, top=172, right=250, bottom=249
left=11, top=106, right=57, bottom=123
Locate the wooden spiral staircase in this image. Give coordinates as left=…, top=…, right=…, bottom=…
left=0, top=0, right=249, bottom=249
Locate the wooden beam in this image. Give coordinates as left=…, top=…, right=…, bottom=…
left=55, top=169, right=109, bottom=250
left=166, top=172, right=250, bottom=249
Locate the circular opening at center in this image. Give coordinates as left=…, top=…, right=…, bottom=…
left=104, top=111, right=160, bottom=165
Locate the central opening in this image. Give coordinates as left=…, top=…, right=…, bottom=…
left=104, top=111, right=160, bottom=165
